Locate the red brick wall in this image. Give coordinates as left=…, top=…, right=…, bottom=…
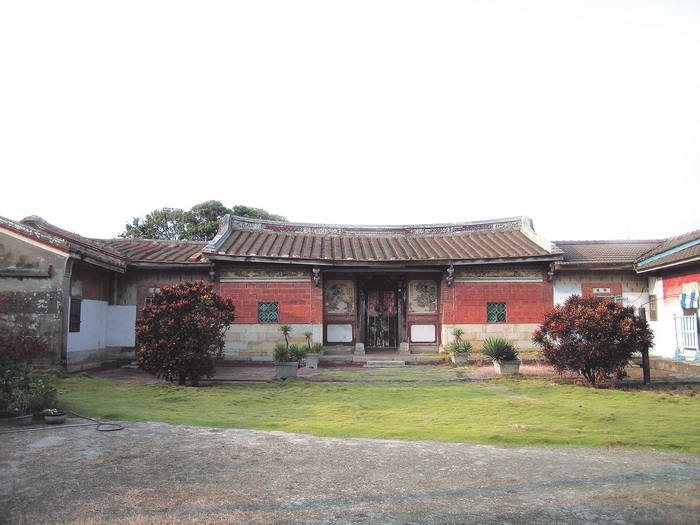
left=581, top=283, right=623, bottom=299
left=218, top=281, right=322, bottom=324
left=72, top=264, right=108, bottom=301
left=445, top=280, right=553, bottom=324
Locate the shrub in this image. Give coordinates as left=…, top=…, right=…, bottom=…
left=0, top=361, right=57, bottom=414
left=532, top=295, right=653, bottom=385
left=482, top=337, right=519, bottom=363
left=0, top=333, right=49, bottom=364
left=136, top=281, right=235, bottom=386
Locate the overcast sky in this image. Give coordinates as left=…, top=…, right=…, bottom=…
left=1, top=0, right=699, bottom=242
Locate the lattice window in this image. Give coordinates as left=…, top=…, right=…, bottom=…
left=258, top=302, right=279, bottom=323
left=69, top=297, right=82, bottom=332
left=487, top=302, right=506, bottom=323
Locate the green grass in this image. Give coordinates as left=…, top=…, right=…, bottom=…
left=310, top=364, right=476, bottom=382
left=56, top=374, right=700, bottom=454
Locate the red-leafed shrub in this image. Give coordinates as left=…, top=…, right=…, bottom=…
left=0, top=333, right=49, bottom=363
left=533, top=295, right=653, bottom=385
left=136, top=281, right=235, bottom=386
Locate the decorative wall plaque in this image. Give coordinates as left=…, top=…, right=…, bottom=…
left=324, top=280, right=355, bottom=313
left=456, top=267, right=542, bottom=282
left=408, top=280, right=437, bottom=314
left=220, top=268, right=308, bottom=282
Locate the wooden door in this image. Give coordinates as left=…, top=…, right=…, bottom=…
left=365, top=282, right=399, bottom=348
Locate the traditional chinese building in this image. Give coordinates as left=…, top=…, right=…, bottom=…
left=206, top=215, right=562, bottom=357
left=1, top=213, right=698, bottom=368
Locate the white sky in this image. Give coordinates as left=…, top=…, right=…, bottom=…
left=1, top=0, right=699, bottom=242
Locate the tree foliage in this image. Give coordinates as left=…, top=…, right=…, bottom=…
left=532, top=295, right=653, bottom=385
left=135, top=281, right=235, bottom=386
left=120, top=200, right=287, bottom=241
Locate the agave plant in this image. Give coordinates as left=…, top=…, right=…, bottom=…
left=288, top=344, right=308, bottom=367
left=273, top=343, right=291, bottom=363
left=482, top=337, right=519, bottom=363
left=450, top=341, right=473, bottom=355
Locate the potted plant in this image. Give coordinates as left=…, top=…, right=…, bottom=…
left=41, top=408, right=68, bottom=425
left=273, top=343, right=299, bottom=379
left=482, top=337, right=521, bottom=374
left=448, top=328, right=472, bottom=363
left=273, top=324, right=309, bottom=379
left=303, top=331, right=324, bottom=369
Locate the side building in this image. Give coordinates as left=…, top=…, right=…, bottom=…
left=634, top=230, right=700, bottom=361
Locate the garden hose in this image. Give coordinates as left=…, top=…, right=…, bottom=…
left=0, top=410, right=124, bottom=434
left=65, top=409, right=124, bottom=432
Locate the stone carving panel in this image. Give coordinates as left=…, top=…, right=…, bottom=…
left=408, top=280, right=437, bottom=314
left=324, top=280, right=355, bottom=314
left=220, top=268, right=308, bottom=282
left=456, top=267, right=542, bottom=282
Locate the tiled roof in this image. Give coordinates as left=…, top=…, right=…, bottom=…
left=554, top=240, right=663, bottom=269
left=634, top=229, right=700, bottom=272
left=11, top=216, right=206, bottom=267
left=205, top=215, right=563, bottom=265
left=97, top=238, right=207, bottom=265
left=11, top=216, right=128, bottom=272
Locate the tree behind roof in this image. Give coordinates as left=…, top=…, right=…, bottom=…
left=120, top=200, right=287, bottom=240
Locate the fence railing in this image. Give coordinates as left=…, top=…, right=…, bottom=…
left=673, top=314, right=700, bottom=362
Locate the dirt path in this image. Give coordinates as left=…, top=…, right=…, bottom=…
left=2, top=419, right=699, bottom=524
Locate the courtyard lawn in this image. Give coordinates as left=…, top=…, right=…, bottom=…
left=56, top=374, right=700, bottom=454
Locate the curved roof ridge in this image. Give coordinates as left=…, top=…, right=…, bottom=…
left=205, top=214, right=562, bottom=264
left=210, top=214, right=536, bottom=237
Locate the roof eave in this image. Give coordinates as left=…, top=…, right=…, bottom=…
left=554, top=262, right=635, bottom=271
left=207, top=254, right=563, bottom=267
left=634, top=255, right=700, bottom=274
left=127, top=261, right=211, bottom=269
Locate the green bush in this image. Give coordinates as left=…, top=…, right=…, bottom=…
left=0, top=361, right=57, bottom=414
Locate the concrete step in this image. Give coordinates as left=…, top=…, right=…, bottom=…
left=364, top=360, right=408, bottom=368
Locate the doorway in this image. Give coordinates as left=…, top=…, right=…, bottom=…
left=363, top=280, right=400, bottom=349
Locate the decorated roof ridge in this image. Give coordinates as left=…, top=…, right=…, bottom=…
left=3, top=215, right=126, bottom=272
left=207, top=214, right=556, bottom=251
left=213, top=214, right=533, bottom=236
left=205, top=214, right=563, bottom=263
left=20, top=215, right=126, bottom=258
left=0, top=215, right=72, bottom=250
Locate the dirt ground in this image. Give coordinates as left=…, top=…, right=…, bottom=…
left=1, top=364, right=699, bottom=525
